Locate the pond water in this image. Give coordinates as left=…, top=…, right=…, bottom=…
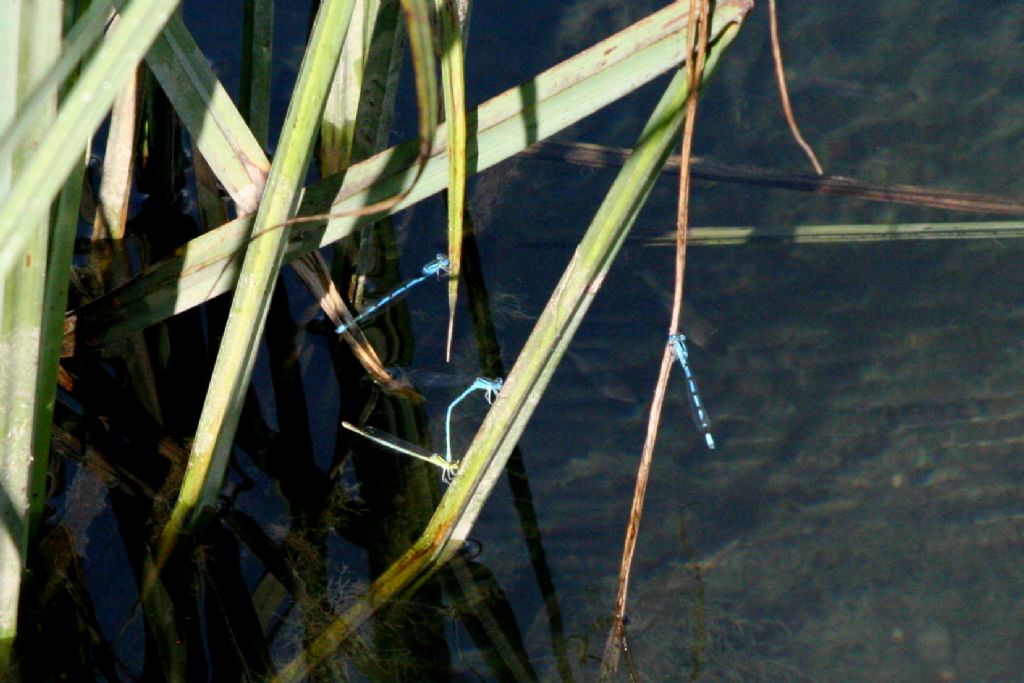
left=40, top=1, right=1024, bottom=681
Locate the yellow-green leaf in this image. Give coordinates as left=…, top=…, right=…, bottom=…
left=436, top=0, right=468, bottom=359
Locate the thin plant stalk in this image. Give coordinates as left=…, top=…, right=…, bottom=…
left=769, top=0, right=823, bottom=174
left=600, top=0, right=711, bottom=676
left=655, top=220, right=1024, bottom=245
left=36, top=157, right=86, bottom=530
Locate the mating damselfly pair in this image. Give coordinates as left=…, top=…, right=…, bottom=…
left=343, top=377, right=504, bottom=482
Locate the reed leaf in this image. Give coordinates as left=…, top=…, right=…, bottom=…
left=319, top=0, right=440, bottom=217
left=435, top=0, right=468, bottom=359
left=143, top=9, right=270, bottom=213
left=0, top=0, right=113, bottom=165
left=65, top=0, right=749, bottom=353
left=0, top=2, right=63, bottom=665
left=319, top=0, right=372, bottom=175
left=350, top=0, right=406, bottom=162
left=395, top=0, right=438, bottom=197
left=316, top=0, right=396, bottom=242
left=272, top=5, right=752, bottom=678
left=154, top=0, right=358, bottom=562
left=0, top=0, right=180, bottom=273
left=667, top=220, right=1024, bottom=245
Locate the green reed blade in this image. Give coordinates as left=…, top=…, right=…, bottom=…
left=398, top=0, right=438, bottom=188
left=0, top=0, right=114, bottom=163
left=155, top=0, right=358, bottom=561
left=319, top=0, right=371, bottom=175
left=143, top=9, right=270, bottom=213
left=0, top=2, right=63, bottom=666
left=435, top=0, right=469, bottom=359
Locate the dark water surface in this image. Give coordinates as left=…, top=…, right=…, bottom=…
left=423, top=2, right=1024, bottom=681
left=53, top=1, right=1024, bottom=681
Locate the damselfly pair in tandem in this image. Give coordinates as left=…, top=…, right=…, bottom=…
left=343, top=377, right=503, bottom=482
